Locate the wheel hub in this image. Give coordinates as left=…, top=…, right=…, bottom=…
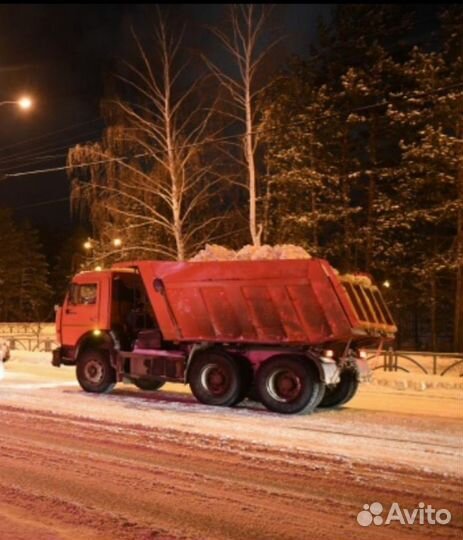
left=84, top=359, right=104, bottom=384
left=267, top=369, right=302, bottom=402
left=200, top=364, right=230, bottom=396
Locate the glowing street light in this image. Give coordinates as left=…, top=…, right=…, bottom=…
left=95, top=265, right=102, bottom=272
left=113, top=238, right=122, bottom=248
left=383, top=280, right=391, bottom=288
left=83, top=240, right=92, bottom=250
left=0, top=96, right=33, bottom=110
left=17, top=96, right=33, bottom=110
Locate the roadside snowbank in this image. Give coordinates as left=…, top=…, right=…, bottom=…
left=10, top=350, right=52, bottom=364
left=371, top=371, right=463, bottom=391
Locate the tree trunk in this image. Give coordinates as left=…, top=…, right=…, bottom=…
left=311, top=191, right=318, bottom=248
left=454, top=168, right=463, bottom=352
left=245, top=85, right=261, bottom=247
left=172, top=205, right=185, bottom=261
left=341, top=127, right=351, bottom=269
left=430, top=274, right=438, bottom=353
left=365, top=116, right=378, bottom=272
left=164, top=67, right=184, bottom=261
left=454, top=115, right=463, bottom=352
left=262, top=166, right=271, bottom=244
left=414, top=304, right=420, bottom=350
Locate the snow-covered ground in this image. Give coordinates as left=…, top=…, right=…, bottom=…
left=0, top=351, right=461, bottom=539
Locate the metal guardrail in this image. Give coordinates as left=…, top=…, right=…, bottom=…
left=368, top=349, right=463, bottom=376
left=0, top=323, right=56, bottom=352
left=2, top=336, right=56, bottom=352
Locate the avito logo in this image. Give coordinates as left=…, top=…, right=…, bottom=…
left=357, top=502, right=452, bottom=527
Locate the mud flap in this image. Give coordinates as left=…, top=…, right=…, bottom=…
left=319, top=362, right=341, bottom=385
left=354, top=358, right=371, bottom=382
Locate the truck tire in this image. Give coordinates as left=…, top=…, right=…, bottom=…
left=256, top=356, right=323, bottom=414
left=312, top=378, right=327, bottom=408
left=189, top=351, right=243, bottom=407
left=76, top=349, right=116, bottom=394
left=133, top=379, right=165, bottom=391
left=318, top=369, right=358, bottom=408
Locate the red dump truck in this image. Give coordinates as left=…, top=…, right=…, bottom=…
left=52, top=259, right=396, bottom=414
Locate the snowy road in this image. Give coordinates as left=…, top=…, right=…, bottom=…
left=0, top=354, right=461, bottom=539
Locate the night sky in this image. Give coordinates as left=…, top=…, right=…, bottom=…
left=0, top=4, right=333, bottom=244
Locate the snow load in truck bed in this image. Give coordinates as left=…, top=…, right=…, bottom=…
left=190, top=243, right=312, bottom=261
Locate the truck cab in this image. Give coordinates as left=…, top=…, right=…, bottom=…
left=55, top=269, right=156, bottom=363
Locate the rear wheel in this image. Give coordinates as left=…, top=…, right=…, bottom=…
left=318, top=369, right=358, bottom=408
left=257, top=356, right=324, bottom=414
left=133, top=379, right=165, bottom=391
left=189, top=351, right=243, bottom=407
left=76, top=349, right=116, bottom=394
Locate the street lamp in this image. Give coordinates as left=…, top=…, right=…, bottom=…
left=0, top=96, right=33, bottom=110
left=18, top=96, right=32, bottom=110
left=113, top=238, right=122, bottom=248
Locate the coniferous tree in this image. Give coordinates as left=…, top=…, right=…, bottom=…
left=387, top=11, right=463, bottom=350
left=0, top=209, right=51, bottom=321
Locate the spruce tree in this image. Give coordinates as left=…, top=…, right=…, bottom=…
left=0, top=209, right=51, bottom=322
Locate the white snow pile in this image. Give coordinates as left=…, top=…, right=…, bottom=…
left=371, top=371, right=463, bottom=391
left=9, top=350, right=52, bottom=364
left=190, top=244, right=311, bottom=262
left=342, top=273, right=372, bottom=286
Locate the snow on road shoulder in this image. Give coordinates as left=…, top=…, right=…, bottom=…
left=0, top=378, right=460, bottom=477
left=9, top=349, right=52, bottom=364
left=0, top=350, right=461, bottom=478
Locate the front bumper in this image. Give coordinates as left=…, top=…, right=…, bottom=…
left=52, top=347, right=62, bottom=367
left=52, top=346, right=76, bottom=367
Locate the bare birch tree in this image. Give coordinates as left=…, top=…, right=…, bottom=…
left=68, top=13, right=225, bottom=261
left=206, top=5, right=281, bottom=246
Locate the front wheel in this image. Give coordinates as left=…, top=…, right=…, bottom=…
left=257, top=356, right=324, bottom=414
left=188, top=351, right=243, bottom=407
left=133, top=379, right=165, bottom=391
left=76, top=349, right=116, bottom=394
left=318, top=369, right=358, bottom=408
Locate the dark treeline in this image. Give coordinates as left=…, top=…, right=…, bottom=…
left=1, top=5, right=461, bottom=352
left=0, top=209, right=51, bottom=321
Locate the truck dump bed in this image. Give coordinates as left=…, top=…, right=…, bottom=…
left=114, top=259, right=396, bottom=345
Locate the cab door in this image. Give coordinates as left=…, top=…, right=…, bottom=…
left=61, top=274, right=108, bottom=346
